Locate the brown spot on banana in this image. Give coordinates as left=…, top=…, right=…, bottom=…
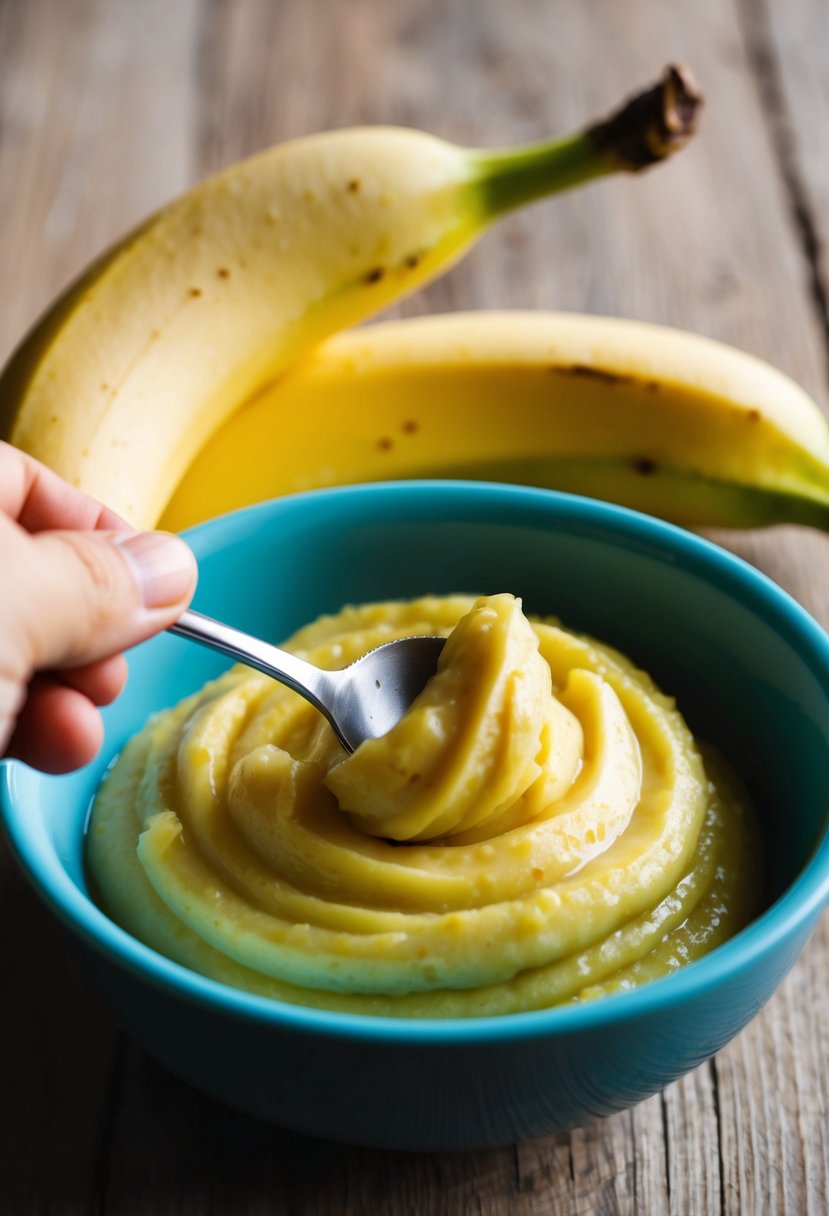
left=553, top=364, right=633, bottom=386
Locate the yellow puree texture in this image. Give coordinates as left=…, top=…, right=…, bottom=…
left=87, top=594, right=762, bottom=1017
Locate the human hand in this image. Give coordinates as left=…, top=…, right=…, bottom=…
left=0, top=442, right=197, bottom=773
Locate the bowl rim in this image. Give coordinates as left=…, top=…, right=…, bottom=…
left=3, top=480, right=829, bottom=1045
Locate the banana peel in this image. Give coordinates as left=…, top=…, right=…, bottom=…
left=161, top=312, right=829, bottom=534
left=0, top=67, right=702, bottom=527
left=7, top=64, right=827, bottom=536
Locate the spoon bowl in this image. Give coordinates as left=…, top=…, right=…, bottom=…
left=169, top=609, right=446, bottom=753
left=327, top=633, right=447, bottom=752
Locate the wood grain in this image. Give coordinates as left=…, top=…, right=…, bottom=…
left=0, top=1, right=827, bottom=1213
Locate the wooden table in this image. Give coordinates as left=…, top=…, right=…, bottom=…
left=1, top=1, right=827, bottom=1211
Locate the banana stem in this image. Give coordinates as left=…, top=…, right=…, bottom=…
left=473, top=64, right=703, bottom=219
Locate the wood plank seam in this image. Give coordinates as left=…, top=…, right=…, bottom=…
left=91, top=1033, right=129, bottom=1216
left=735, top=0, right=829, bottom=392
left=709, top=1057, right=727, bottom=1216
left=659, top=1089, right=671, bottom=1211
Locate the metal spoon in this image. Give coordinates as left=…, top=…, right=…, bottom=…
left=169, top=609, right=445, bottom=754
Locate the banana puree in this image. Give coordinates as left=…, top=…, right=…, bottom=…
left=87, top=593, right=761, bottom=1017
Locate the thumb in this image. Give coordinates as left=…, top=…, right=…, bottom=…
left=20, top=528, right=197, bottom=673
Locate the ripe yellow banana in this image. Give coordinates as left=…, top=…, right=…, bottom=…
left=160, top=311, right=829, bottom=533
left=0, top=67, right=700, bottom=527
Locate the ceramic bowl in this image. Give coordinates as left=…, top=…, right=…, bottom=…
left=3, top=482, right=829, bottom=1150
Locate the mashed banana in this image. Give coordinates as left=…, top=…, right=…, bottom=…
left=87, top=594, right=761, bottom=1017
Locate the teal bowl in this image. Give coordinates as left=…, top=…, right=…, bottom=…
left=3, top=482, right=829, bottom=1151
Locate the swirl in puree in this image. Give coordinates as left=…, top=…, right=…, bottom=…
left=87, top=593, right=761, bottom=1017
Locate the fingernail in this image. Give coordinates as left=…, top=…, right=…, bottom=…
left=115, top=532, right=197, bottom=609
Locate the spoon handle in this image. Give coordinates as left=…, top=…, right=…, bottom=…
left=169, top=609, right=333, bottom=711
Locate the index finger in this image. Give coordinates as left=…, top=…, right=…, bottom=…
left=0, top=441, right=130, bottom=534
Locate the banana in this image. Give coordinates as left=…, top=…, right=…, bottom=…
left=0, top=67, right=700, bottom=527
left=160, top=311, right=829, bottom=533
